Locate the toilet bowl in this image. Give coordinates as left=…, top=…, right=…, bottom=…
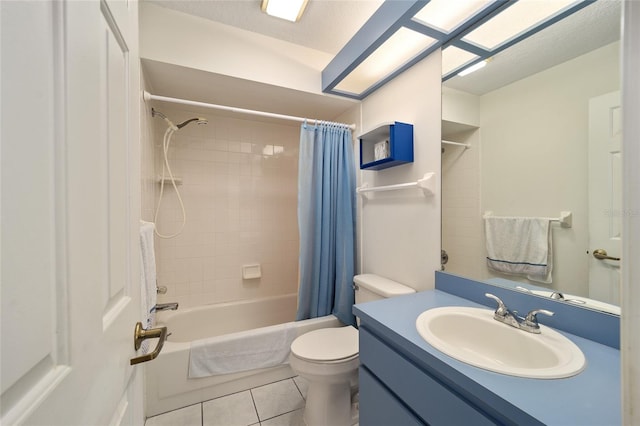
left=290, top=274, right=416, bottom=426
left=289, top=326, right=359, bottom=426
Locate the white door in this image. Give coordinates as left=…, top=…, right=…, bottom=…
left=588, top=91, right=622, bottom=305
left=1, top=1, right=143, bottom=424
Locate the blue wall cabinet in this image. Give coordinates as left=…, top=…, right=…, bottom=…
left=359, top=122, right=413, bottom=170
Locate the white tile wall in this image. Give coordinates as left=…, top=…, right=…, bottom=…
left=143, top=107, right=300, bottom=309
left=441, top=129, right=484, bottom=279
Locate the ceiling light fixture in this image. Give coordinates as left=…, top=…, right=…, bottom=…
left=261, top=0, right=309, bottom=22
left=334, top=28, right=435, bottom=95
left=322, top=0, right=593, bottom=98
left=457, top=60, right=487, bottom=77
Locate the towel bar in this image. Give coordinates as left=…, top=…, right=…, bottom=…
left=483, top=211, right=572, bottom=228
left=357, top=172, right=436, bottom=197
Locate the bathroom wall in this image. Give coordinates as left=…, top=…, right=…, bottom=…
left=442, top=41, right=620, bottom=296
left=358, top=51, right=443, bottom=291
left=141, top=72, right=157, bottom=223
left=146, top=106, right=300, bottom=309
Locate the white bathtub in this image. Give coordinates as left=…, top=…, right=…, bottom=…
left=144, top=293, right=343, bottom=417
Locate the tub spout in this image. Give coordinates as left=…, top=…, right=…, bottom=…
left=154, top=302, right=179, bottom=312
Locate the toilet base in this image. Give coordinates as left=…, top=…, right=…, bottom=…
left=303, top=381, right=354, bottom=426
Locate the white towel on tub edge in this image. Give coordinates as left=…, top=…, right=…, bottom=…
left=139, top=220, right=157, bottom=353
left=188, top=322, right=297, bottom=378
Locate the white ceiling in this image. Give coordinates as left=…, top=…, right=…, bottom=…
left=142, top=0, right=621, bottom=120
left=444, top=0, right=621, bottom=95
left=142, top=58, right=361, bottom=123
left=142, top=0, right=381, bottom=123
left=143, top=0, right=383, bottom=55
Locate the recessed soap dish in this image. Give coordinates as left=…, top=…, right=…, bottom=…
left=242, top=264, right=262, bottom=279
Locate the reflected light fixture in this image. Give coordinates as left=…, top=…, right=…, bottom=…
left=457, top=60, right=487, bottom=77
left=442, top=46, right=478, bottom=76
left=261, top=0, right=309, bottom=22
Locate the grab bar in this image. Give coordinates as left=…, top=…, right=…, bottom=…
left=130, top=322, right=168, bottom=365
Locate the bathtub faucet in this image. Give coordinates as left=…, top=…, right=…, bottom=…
left=154, top=302, right=179, bottom=312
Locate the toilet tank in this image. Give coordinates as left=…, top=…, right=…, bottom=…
left=354, top=274, right=416, bottom=304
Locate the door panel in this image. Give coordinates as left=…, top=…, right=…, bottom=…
left=0, top=1, right=71, bottom=419
left=1, top=0, right=141, bottom=424
left=588, top=91, right=622, bottom=305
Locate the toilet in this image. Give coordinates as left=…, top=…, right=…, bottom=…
left=289, top=274, right=415, bottom=426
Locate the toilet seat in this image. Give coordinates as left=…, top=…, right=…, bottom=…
left=290, top=326, right=358, bottom=362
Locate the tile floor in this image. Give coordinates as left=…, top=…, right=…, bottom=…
left=144, top=377, right=309, bottom=426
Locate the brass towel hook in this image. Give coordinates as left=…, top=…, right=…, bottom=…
left=130, top=322, right=168, bottom=365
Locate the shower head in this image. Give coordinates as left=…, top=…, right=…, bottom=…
left=152, top=108, right=207, bottom=131
left=176, top=117, right=208, bottom=129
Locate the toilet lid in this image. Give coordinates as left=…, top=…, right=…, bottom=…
left=291, top=326, right=359, bottom=362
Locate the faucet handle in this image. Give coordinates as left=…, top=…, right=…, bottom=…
left=522, top=309, right=554, bottom=333
left=485, top=293, right=508, bottom=316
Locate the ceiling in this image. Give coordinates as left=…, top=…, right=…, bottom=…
left=144, top=0, right=383, bottom=55
left=142, top=0, right=621, bottom=120
left=142, top=0, right=381, bottom=123
left=142, top=58, right=361, bottom=124
left=444, top=0, right=621, bottom=95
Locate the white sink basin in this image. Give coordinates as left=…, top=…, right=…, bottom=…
left=416, top=307, right=586, bottom=379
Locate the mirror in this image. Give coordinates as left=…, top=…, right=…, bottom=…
left=441, top=1, right=621, bottom=314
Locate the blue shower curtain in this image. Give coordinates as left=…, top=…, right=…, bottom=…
left=296, top=121, right=357, bottom=326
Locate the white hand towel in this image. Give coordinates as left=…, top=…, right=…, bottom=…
left=484, top=217, right=552, bottom=283
left=139, top=220, right=157, bottom=353
left=188, top=322, right=297, bottom=378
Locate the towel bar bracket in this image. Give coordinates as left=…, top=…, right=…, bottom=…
left=559, top=211, right=572, bottom=228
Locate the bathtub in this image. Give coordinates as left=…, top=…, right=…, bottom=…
left=144, top=293, right=343, bottom=417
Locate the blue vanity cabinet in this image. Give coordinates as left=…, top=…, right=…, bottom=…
left=359, top=368, right=423, bottom=426
left=355, top=286, right=620, bottom=426
left=358, top=327, right=501, bottom=426
left=359, top=121, right=413, bottom=170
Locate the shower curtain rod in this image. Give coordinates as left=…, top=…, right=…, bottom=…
left=143, top=91, right=357, bottom=130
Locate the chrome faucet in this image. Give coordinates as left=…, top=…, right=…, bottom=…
left=485, top=293, right=521, bottom=328
left=485, top=293, right=553, bottom=334
left=154, top=302, right=179, bottom=312
left=550, top=291, right=586, bottom=305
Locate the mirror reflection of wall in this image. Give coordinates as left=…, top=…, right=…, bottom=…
left=441, top=1, right=621, bottom=307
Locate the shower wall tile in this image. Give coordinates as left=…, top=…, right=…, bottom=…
left=153, top=109, right=300, bottom=309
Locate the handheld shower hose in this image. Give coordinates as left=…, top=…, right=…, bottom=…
left=152, top=109, right=208, bottom=239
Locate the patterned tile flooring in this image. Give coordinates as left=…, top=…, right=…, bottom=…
left=144, top=377, right=308, bottom=426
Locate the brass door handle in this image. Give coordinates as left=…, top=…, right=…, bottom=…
left=130, top=322, right=168, bottom=365
left=592, top=249, right=621, bottom=261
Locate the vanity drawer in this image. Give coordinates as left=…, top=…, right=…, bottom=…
left=359, top=327, right=497, bottom=426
